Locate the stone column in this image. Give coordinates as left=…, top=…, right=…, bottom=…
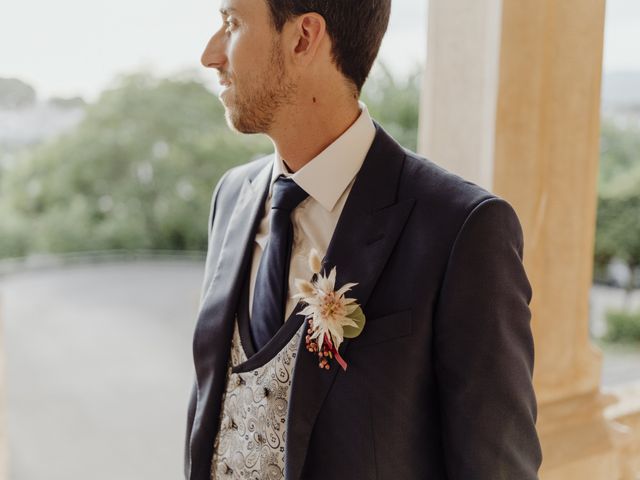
left=418, top=0, right=503, bottom=189
left=418, top=0, right=636, bottom=478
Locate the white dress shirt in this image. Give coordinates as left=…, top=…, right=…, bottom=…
left=248, top=101, right=376, bottom=321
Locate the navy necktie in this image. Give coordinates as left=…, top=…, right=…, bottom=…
left=250, top=175, right=309, bottom=351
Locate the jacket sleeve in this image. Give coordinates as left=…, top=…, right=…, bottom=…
left=433, top=196, right=542, bottom=479
left=184, top=379, right=198, bottom=479
left=184, top=170, right=231, bottom=480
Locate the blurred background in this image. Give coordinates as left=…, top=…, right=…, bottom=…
left=0, top=0, right=639, bottom=479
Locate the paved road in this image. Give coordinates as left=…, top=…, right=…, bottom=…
left=0, top=262, right=638, bottom=479
left=0, top=261, right=203, bottom=480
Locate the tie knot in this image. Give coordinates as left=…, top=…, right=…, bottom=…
left=271, top=176, right=309, bottom=212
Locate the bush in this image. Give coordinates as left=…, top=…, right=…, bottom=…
left=605, top=309, right=640, bottom=343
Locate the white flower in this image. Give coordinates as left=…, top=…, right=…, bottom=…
left=294, top=264, right=359, bottom=352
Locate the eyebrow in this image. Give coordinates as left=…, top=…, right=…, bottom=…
left=219, top=7, right=239, bottom=16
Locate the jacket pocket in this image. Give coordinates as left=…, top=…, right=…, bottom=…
left=348, top=309, right=412, bottom=350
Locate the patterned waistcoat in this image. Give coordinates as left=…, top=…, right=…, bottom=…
left=210, top=314, right=304, bottom=479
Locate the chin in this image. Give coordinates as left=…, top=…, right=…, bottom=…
left=221, top=92, right=275, bottom=134
left=225, top=109, right=262, bottom=135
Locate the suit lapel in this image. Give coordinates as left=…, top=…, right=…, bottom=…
left=285, top=125, right=416, bottom=479
left=189, top=159, right=271, bottom=479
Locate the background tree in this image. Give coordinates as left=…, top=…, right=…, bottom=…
left=0, top=72, right=271, bottom=257
left=0, top=78, right=37, bottom=109
left=0, top=65, right=423, bottom=259
left=598, top=119, right=640, bottom=190
left=594, top=118, right=640, bottom=284
left=362, top=63, right=421, bottom=152
left=595, top=164, right=640, bottom=292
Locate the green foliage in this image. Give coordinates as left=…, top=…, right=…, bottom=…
left=342, top=306, right=366, bottom=339
left=605, top=309, right=640, bottom=343
left=594, top=120, right=640, bottom=281
left=361, top=63, right=421, bottom=152
left=595, top=174, right=640, bottom=271
left=0, top=72, right=271, bottom=258
left=599, top=120, right=640, bottom=193
left=0, top=67, right=421, bottom=259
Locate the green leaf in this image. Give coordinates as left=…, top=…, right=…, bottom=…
left=343, top=306, right=366, bottom=338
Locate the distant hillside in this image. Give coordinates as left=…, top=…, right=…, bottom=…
left=0, top=78, right=36, bottom=109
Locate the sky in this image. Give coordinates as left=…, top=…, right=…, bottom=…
left=0, top=0, right=637, bottom=102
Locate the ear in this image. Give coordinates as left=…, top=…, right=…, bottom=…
left=290, top=13, right=326, bottom=66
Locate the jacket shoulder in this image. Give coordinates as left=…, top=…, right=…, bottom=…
left=217, top=153, right=273, bottom=196
left=399, top=149, right=504, bottom=219
left=396, top=148, right=525, bottom=254
left=204, top=153, right=272, bottom=236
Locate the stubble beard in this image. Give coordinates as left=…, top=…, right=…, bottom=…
left=224, top=38, right=297, bottom=134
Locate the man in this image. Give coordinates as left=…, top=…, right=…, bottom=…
left=185, top=0, right=542, bottom=478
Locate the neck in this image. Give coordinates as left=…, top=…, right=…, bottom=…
left=267, top=96, right=361, bottom=173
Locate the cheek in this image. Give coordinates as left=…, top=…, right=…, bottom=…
left=228, top=32, right=270, bottom=73
left=226, top=39, right=248, bottom=74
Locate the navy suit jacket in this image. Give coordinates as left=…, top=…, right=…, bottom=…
left=185, top=123, right=542, bottom=479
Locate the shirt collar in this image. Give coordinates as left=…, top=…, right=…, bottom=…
left=270, top=101, right=376, bottom=212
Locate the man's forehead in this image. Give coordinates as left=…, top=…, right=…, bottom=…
left=219, top=1, right=238, bottom=15
left=219, top=0, right=256, bottom=16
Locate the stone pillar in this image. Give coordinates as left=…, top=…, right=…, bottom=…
left=418, top=0, right=502, bottom=189
left=419, top=0, right=638, bottom=478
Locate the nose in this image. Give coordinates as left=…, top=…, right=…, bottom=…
left=200, top=30, right=226, bottom=70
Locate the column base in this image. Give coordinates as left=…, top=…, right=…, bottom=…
left=538, top=390, right=626, bottom=479
left=605, top=381, right=640, bottom=480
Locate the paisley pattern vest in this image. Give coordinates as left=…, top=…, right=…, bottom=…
left=210, top=271, right=305, bottom=479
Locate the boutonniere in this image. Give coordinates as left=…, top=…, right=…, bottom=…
left=293, top=249, right=366, bottom=371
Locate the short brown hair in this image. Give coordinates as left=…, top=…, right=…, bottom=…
left=265, top=0, right=391, bottom=93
